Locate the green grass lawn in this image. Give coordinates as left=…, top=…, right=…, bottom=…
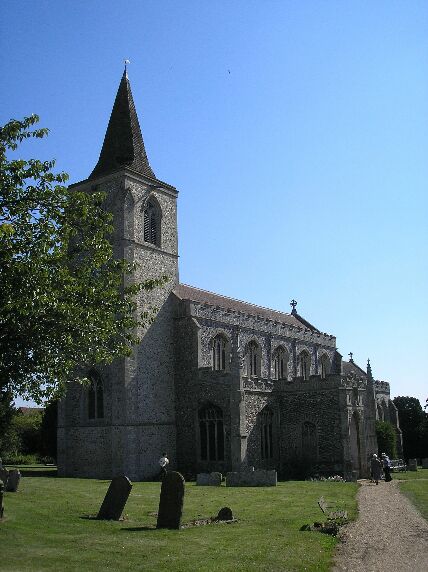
left=394, top=469, right=428, bottom=521
left=0, top=476, right=358, bottom=572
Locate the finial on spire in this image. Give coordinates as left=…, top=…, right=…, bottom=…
left=124, top=59, right=130, bottom=78
left=290, top=299, right=297, bottom=315
left=367, top=358, right=373, bottom=380
left=348, top=352, right=354, bottom=362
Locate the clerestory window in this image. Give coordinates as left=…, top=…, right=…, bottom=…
left=212, top=335, right=228, bottom=371
left=298, top=351, right=311, bottom=381
left=248, top=341, right=261, bottom=377
left=273, top=346, right=288, bottom=380
left=319, top=354, right=330, bottom=379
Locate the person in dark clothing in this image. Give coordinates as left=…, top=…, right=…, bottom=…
left=382, top=453, right=392, bottom=482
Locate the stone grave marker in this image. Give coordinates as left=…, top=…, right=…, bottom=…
left=422, top=458, right=428, bottom=469
left=217, top=507, right=233, bottom=521
left=156, top=471, right=185, bottom=529
left=408, top=458, right=417, bottom=471
left=0, top=479, right=4, bottom=519
left=97, top=475, right=132, bottom=520
left=6, top=469, right=21, bottom=492
left=0, top=468, right=8, bottom=490
left=196, top=472, right=222, bottom=486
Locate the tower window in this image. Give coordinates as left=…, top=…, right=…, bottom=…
left=143, top=199, right=160, bottom=246
left=260, top=408, right=273, bottom=459
left=88, top=371, right=104, bottom=420
left=199, top=405, right=224, bottom=461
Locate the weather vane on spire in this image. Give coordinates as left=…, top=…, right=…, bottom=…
left=124, top=59, right=131, bottom=77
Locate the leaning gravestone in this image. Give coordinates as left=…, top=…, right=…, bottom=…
left=97, top=476, right=132, bottom=520
left=408, top=458, right=418, bottom=472
left=156, top=471, right=185, bottom=529
left=0, top=479, right=4, bottom=519
left=422, top=458, right=428, bottom=469
left=6, top=469, right=21, bottom=492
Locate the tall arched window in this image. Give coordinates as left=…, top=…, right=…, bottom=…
left=143, top=199, right=160, bottom=246
left=212, top=334, right=229, bottom=371
left=319, top=354, right=330, bottom=379
left=88, top=371, right=104, bottom=420
left=298, top=351, right=311, bottom=380
left=247, top=341, right=261, bottom=377
left=273, top=346, right=288, bottom=380
left=199, top=405, right=224, bottom=461
left=260, top=408, right=273, bottom=459
left=302, top=421, right=317, bottom=459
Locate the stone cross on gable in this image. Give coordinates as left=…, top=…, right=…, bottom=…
left=348, top=352, right=353, bottom=362
left=290, top=299, right=297, bottom=312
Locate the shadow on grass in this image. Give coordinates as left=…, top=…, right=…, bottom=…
left=19, top=469, right=58, bottom=477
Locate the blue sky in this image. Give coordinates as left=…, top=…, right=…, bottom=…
left=1, top=1, right=427, bottom=408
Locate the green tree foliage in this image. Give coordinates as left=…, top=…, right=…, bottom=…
left=0, top=116, right=162, bottom=403
left=11, top=409, right=43, bottom=455
left=375, top=420, right=397, bottom=459
left=0, top=387, right=18, bottom=457
left=393, top=396, right=427, bottom=459
left=39, top=400, right=58, bottom=460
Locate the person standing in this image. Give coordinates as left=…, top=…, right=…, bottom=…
left=382, top=453, right=392, bottom=482
left=370, top=454, right=382, bottom=485
left=158, top=452, right=169, bottom=479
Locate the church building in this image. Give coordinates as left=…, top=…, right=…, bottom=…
left=57, top=71, right=401, bottom=480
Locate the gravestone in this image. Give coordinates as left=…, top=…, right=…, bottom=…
left=6, top=469, right=21, bottom=492
left=0, top=468, right=8, bottom=489
left=422, top=458, right=428, bottom=469
left=156, top=471, right=185, bottom=529
left=196, top=472, right=222, bottom=486
left=0, top=479, right=4, bottom=519
left=97, top=476, right=132, bottom=520
left=217, top=506, right=233, bottom=521
left=226, top=468, right=277, bottom=487
left=408, top=458, right=417, bottom=472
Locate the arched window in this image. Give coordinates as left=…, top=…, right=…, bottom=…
left=319, top=354, right=330, bottom=379
left=298, top=351, right=311, bottom=380
left=273, top=346, right=288, bottom=380
left=247, top=341, right=261, bottom=377
left=212, top=334, right=229, bottom=371
left=143, top=199, right=160, bottom=246
left=199, top=405, right=224, bottom=461
left=260, top=408, right=273, bottom=459
left=302, top=421, right=317, bottom=459
left=88, top=371, right=104, bottom=420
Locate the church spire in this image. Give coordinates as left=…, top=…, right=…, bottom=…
left=89, top=70, right=155, bottom=179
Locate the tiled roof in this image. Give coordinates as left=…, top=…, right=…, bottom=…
left=89, top=71, right=155, bottom=179
left=174, top=283, right=323, bottom=331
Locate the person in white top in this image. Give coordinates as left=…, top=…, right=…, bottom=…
left=158, top=452, right=169, bottom=479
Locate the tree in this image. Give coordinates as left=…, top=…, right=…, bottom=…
left=0, top=115, right=162, bottom=403
left=0, top=386, right=18, bottom=457
left=375, top=420, right=397, bottom=459
left=393, top=396, right=427, bottom=460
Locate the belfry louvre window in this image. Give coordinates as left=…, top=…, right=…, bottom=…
left=199, top=405, right=224, bottom=461
left=143, top=200, right=159, bottom=245
left=212, top=335, right=227, bottom=371
left=260, top=408, right=273, bottom=459
left=88, top=371, right=104, bottom=420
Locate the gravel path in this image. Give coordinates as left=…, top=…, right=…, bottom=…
left=333, top=479, right=428, bottom=572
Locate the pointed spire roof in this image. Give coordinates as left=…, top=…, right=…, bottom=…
left=89, top=70, right=155, bottom=179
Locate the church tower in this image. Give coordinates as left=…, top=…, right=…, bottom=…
left=57, top=70, right=179, bottom=480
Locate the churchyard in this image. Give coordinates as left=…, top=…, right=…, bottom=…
left=1, top=469, right=358, bottom=572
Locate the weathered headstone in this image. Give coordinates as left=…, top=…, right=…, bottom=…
left=0, top=468, right=8, bottom=490
left=422, top=458, right=428, bottom=469
left=408, top=458, right=418, bottom=472
left=156, top=471, right=185, bottom=529
left=217, top=506, right=233, bottom=521
left=97, top=476, right=132, bottom=520
left=6, top=469, right=21, bottom=492
left=196, top=472, right=222, bottom=486
left=0, top=479, right=4, bottom=519
left=226, top=468, right=277, bottom=487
